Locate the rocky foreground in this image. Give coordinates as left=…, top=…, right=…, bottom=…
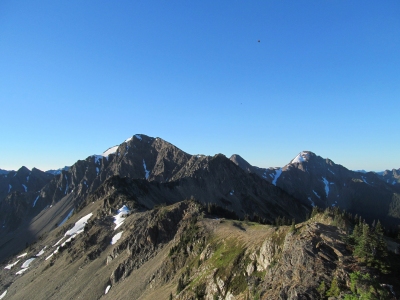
left=1, top=199, right=398, bottom=299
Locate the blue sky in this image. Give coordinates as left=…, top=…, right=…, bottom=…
left=1, top=1, right=399, bottom=171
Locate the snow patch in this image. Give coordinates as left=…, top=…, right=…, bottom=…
left=53, top=237, right=65, bottom=247
left=17, top=253, right=27, bottom=258
left=21, top=258, right=35, bottom=268
left=102, top=145, right=119, bottom=157
left=272, top=168, right=282, bottom=186
left=230, top=190, right=234, bottom=196
left=0, top=290, right=7, bottom=299
left=26, top=175, right=30, bottom=182
left=312, top=190, right=321, bottom=199
left=105, top=285, right=111, bottom=294
left=113, top=205, right=130, bottom=230
left=322, top=177, right=330, bottom=197
left=61, top=234, right=77, bottom=247
left=135, top=134, right=142, bottom=140
left=328, top=169, right=335, bottom=175
left=111, top=232, right=123, bottom=245
left=96, top=167, right=99, bottom=176
left=16, top=268, right=28, bottom=275
left=143, top=159, right=150, bottom=179
left=393, top=180, right=396, bottom=185
left=65, top=213, right=93, bottom=236
left=32, top=195, right=40, bottom=207
left=4, top=260, right=20, bottom=270
left=307, top=197, right=315, bottom=207
left=45, top=253, right=54, bottom=261
left=8, top=184, right=11, bottom=193
left=36, top=246, right=47, bottom=257
left=291, top=151, right=310, bottom=164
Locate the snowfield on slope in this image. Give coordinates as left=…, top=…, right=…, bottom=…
left=114, top=205, right=130, bottom=230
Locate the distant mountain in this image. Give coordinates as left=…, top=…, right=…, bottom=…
left=377, top=168, right=400, bottom=186
left=0, top=134, right=308, bottom=263
left=0, top=167, right=53, bottom=204
left=231, top=151, right=400, bottom=227
left=0, top=169, right=11, bottom=175
left=1, top=137, right=399, bottom=300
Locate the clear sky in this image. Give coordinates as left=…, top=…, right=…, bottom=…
left=1, top=1, right=399, bottom=172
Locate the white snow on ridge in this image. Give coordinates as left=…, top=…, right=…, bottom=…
left=322, top=177, right=330, bottom=197
left=17, top=253, right=27, bottom=258
left=4, top=260, right=20, bottom=270
left=32, top=195, right=40, bottom=207
left=113, top=205, right=130, bottom=230
left=111, top=232, right=123, bottom=245
left=0, top=290, right=7, bottom=299
left=291, top=152, right=310, bottom=164
left=65, top=213, right=93, bottom=236
left=143, top=159, right=150, bottom=179
left=272, top=168, right=282, bottom=186
left=102, top=145, right=119, bottom=157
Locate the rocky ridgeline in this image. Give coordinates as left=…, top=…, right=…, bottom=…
left=1, top=199, right=398, bottom=299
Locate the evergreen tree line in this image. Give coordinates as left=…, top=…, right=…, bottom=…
left=349, top=218, right=388, bottom=272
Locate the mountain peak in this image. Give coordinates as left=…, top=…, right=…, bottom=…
left=290, top=151, right=313, bottom=164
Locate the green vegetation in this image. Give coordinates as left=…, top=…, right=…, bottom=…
left=317, top=281, right=326, bottom=297
left=343, top=271, right=390, bottom=299
left=326, top=277, right=340, bottom=297
left=169, top=216, right=199, bottom=256
left=351, top=220, right=388, bottom=273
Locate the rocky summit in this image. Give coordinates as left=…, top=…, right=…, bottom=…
left=0, top=134, right=399, bottom=299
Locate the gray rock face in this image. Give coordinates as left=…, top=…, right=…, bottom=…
left=260, top=223, right=353, bottom=299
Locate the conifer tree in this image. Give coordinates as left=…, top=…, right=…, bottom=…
left=326, top=277, right=340, bottom=297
